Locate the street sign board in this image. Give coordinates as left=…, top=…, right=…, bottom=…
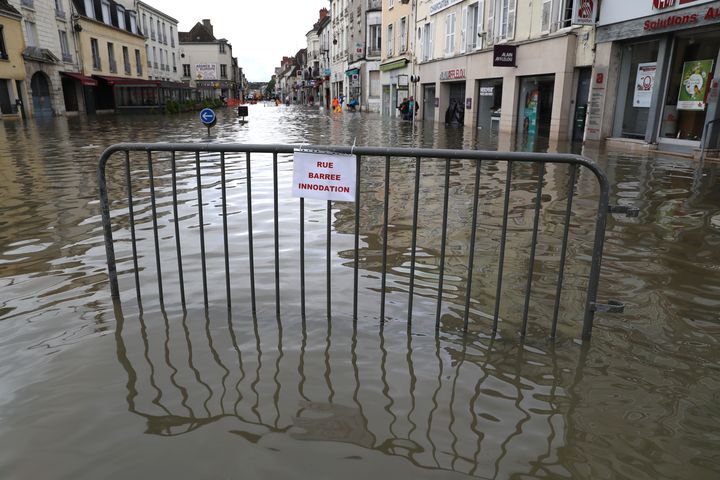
left=200, top=108, right=217, bottom=128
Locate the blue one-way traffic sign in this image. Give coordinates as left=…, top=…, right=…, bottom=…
left=200, top=108, right=216, bottom=128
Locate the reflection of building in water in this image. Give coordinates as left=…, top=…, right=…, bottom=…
left=115, top=303, right=587, bottom=478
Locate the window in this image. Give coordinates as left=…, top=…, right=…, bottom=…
left=399, top=17, right=407, bottom=53
left=150, top=16, right=155, bottom=40
left=24, top=21, right=38, bottom=47
left=219, top=42, right=226, bottom=54
left=465, top=2, right=483, bottom=51
left=162, top=22, right=167, bottom=44
left=129, top=12, right=138, bottom=34
left=172, top=52, right=176, bottom=72
left=135, top=49, right=142, bottom=75
left=221, top=64, right=227, bottom=78
left=445, top=13, right=456, bottom=55
left=541, top=0, right=552, bottom=32
left=91, top=38, right=101, bottom=69
left=54, top=0, right=65, bottom=17
left=368, top=23, right=381, bottom=56
left=0, top=26, right=8, bottom=60
left=123, top=46, right=130, bottom=74
left=84, top=0, right=95, bottom=18
left=146, top=45, right=150, bottom=67
left=389, top=0, right=394, bottom=7
left=422, top=22, right=433, bottom=61
left=489, top=0, right=516, bottom=43
left=143, top=14, right=147, bottom=36
left=58, top=30, right=72, bottom=62
left=107, top=42, right=116, bottom=72
left=152, top=46, right=157, bottom=68
left=386, top=23, right=393, bottom=57
left=183, top=64, right=191, bottom=77
left=559, top=0, right=573, bottom=29
left=101, top=1, right=111, bottom=24
left=117, top=7, right=126, bottom=30
left=156, top=20, right=161, bottom=40
left=170, top=26, right=175, bottom=47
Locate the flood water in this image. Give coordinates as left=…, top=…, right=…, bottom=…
left=1, top=105, right=719, bottom=479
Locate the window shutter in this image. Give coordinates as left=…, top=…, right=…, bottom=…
left=541, top=0, right=552, bottom=33
left=477, top=0, right=485, bottom=49
left=507, top=0, right=516, bottom=40
left=488, top=0, right=495, bottom=45
left=461, top=6, right=468, bottom=53
left=429, top=22, right=434, bottom=60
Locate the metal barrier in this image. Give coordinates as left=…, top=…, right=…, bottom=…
left=99, top=143, right=630, bottom=341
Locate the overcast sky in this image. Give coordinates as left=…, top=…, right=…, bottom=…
left=147, top=0, right=329, bottom=82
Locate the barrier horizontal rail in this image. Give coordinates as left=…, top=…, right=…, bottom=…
left=98, top=143, right=625, bottom=341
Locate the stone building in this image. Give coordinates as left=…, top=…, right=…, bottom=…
left=0, top=0, right=26, bottom=119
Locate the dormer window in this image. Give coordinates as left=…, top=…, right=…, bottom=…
left=117, top=6, right=126, bottom=30
left=84, top=0, right=95, bottom=18
left=101, top=0, right=111, bottom=24
left=129, top=12, right=138, bottom=34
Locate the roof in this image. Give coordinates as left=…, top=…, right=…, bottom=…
left=179, top=22, right=215, bottom=43
left=0, top=0, right=21, bottom=19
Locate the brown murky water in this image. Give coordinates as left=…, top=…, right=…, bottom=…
left=0, top=106, right=719, bottom=479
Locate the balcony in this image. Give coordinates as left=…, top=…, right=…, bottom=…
left=137, top=66, right=143, bottom=76
left=124, top=63, right=131, bottom=75
left=151, top=33, right=155, bottom=41
left=109, top=59, right=117, bottom=73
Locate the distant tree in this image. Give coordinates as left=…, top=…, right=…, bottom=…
left=265, top=79, right=276, bottom=98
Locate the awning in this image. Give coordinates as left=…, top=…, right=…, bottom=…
left=93, top=75, right=161, bottom=86
left=61, top=71, right=98, bottom=86
left=379, top=59, right=408, bottom=72
left=345, top=68, right=360, bottom=76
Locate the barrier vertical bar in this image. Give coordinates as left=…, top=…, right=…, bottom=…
left=124, top=150, right=141, bottom=302
left=170, top=151, right=186, bottom=308
left=353, top=153, right=361, bottom=321
left=195, top=151, right=208, bottom=307
left=463, top=159, right=482, bottom=332
left=551, top=164, right=577, bottom=338
left=493, top=162, right=513, bottom=333
left=246, top=152, right=256, bottom=315
left=407, top=157, right=421, bottom=326
left=273, top=153, right=280, bottom=316
left=327, top=200, right=332, bottom=319
left=380, top=155, right=391, bottom=322
left=435, top=158, right=451, bottom=330
left=147, top=150, right=164, bottom=306
left=220, top=152, right=231, bottom=308
left=300, top=197, right=306, bottom=319
left=521, top=165, right=545, bottom=337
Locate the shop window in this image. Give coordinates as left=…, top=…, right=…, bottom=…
left=619, top=41, right=659, bottom=139
left=660, top=32, right=720, bottom=142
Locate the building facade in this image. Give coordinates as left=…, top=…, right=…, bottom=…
left=179, top=19, right=238, bottom=100
left=329, top=0, right=349, bottom=101
left=416, top=0, right=596, bottom=146
left=0, top=0, right=26, bottom=119
left=381, top=0, right=415, bottom=117
left=589, top=0, right=720, bottom=155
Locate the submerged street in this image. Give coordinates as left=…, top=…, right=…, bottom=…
left=0, top=105, right=719, bottom=479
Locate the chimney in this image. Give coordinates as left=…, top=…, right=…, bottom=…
left=319, top=8, right=328, bottom=21
left=202, top=19, right=213, bottom=35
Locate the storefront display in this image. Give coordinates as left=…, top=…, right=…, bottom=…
left=517, top=75, right=555, bottom=145
left=677, top=59, right=713, bottom=110
left=634, top=62, right=657, bottom=108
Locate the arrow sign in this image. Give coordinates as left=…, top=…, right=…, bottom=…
left=200, top=108, right=217, bottom=127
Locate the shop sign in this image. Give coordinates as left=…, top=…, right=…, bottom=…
left=292, top=150, right=356, bottom=202
left=633, top=62, right=657, bottom=108
left=653, top=0, right=699, bottom=10
left=439, top=69, right=466, bottom=81
left=430, top=0, right=463, bottom=16
left=493, top=45, right=516, bottom=67
left=585, top=68, right=608, bottom=141
left=466, top=98, right=472, bottom=110
left=677, top=59, right=714, bottom=110
left=480, top=87, right=494, bottom=96
left=195, top=64, right=217, bottom=81
left=572, top=0, right=598, bottom=25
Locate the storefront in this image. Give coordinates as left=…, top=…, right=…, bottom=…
left=476, top=79, right=503, bottom=132
left=592, top=0, right=720, bottom=154
left=517, top=75, right=555, bottom=147
left=379, top=58, right=409, bottom=117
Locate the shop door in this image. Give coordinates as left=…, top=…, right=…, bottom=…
left=617, top=41, right=660, bottom=139
left=62, top=77, right=79, bottom=112
left=446, top=82, right=466, bottom=125
left=382, top=86, right=390, bottom=116
left=659, top=31, right=720, bottom=146
left=31, top=72, right=53, bottom=118
left=517, top=75, right=555, bottom=147
left=573, top=68, right=591, bottom=141
left=477, top=79, right=503, bottom=132
left=0, top=80, right=12, bottom=114
left=423, top=84, right=435, bottom=121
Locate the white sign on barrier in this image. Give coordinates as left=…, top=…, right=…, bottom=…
left=292, top=150, right=356, bottom=202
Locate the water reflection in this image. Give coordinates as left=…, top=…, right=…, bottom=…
left=113, top=299, right=588, bottom=478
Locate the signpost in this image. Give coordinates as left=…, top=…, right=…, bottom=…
left=200, top=108, right=216, bottom=136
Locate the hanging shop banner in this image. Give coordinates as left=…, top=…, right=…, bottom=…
left=572, top=0, right=598, bottom=25
left=677, top=59, right=714, bottom=110
left=292, top=150, right=356, bottom=202
left=633, top=62, right=657, bottom=108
